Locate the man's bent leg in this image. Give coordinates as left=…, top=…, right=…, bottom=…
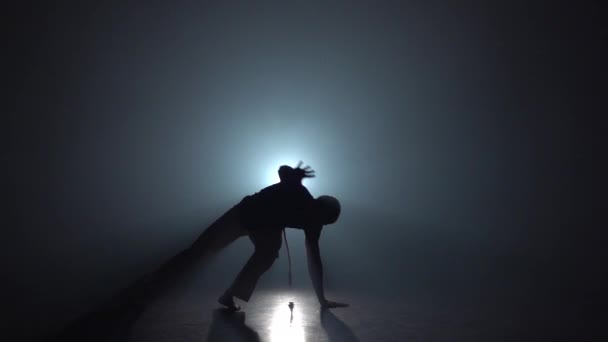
left=222, top=230, right=282, bottom=302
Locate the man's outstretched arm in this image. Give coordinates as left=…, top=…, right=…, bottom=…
left=305, top=226, right=326, bottom=303
left=305, top=227, right=349, bottom=308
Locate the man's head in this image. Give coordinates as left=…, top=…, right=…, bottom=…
left=314, top=195, right=341, bottom=225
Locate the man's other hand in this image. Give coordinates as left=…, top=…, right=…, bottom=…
left=279, top=161, right=315, bottom=183
left=294, top=161, right=315, bottom=179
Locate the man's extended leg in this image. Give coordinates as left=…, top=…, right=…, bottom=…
left=153, top=205, right=246, bottom=287
left=189, top=205, right=246, bottom=258
left=220, top=229, right=282, bottom=307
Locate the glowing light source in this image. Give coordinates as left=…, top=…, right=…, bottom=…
left=263, top=158, right=300, bottom=186
left=269, top=300, right=306, bottom=342
left=254, top=154, right=324, bottom=195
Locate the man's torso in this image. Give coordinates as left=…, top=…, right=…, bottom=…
left=238, top=182, right=315, bottom=231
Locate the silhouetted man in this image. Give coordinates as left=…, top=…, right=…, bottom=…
left=186, top=162, right=347, bottom=311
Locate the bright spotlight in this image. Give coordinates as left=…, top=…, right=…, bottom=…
left=269, top=299, right=306, bottom=342
left=263, top=158, right=300, bottom=186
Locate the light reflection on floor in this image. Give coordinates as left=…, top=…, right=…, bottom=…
left=127, top=287, right=555, bottom=341
left=268, top=299, right=306, bottom=342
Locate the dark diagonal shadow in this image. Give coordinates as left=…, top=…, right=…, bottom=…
left=49, top=209, right=242, bottom=341
left=206, top=309, right=261, bottom=342
left=321, top=309, right=359, bottom=342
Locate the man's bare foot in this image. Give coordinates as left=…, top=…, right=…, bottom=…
left=218, top=294, right=241, bottom=312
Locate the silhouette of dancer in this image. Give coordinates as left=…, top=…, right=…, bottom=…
left=176, top=162, right=348, bottom=311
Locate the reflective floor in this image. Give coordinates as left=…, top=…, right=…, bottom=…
left=54, top=244, right=593, bottom=342
left=125, top=285, right=577, bottom=342
left=128, top=289, right=359, bottom=342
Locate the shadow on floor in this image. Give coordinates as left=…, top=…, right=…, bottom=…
left=321, top=309, right=359, bottom=342
left=48, top=296, right=146, bottom=342
left=48, top=212, right=237, bottom=342
left=206, top=309, right=261, bottom=342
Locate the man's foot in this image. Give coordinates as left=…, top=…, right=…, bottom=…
left=218, top=294, right=241, bottom=312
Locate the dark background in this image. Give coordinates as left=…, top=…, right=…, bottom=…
left=6, top=1, right=605, bottom=341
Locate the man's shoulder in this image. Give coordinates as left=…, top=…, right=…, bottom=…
left=248, top=182, right=313, bottom=204
left=271, top=181, right=311, bottom=194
